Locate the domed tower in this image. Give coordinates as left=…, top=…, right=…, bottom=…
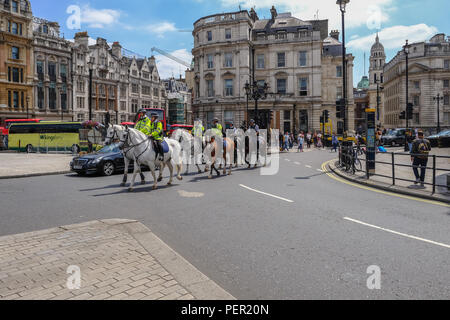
left=369, top=33, right=386, bottom=85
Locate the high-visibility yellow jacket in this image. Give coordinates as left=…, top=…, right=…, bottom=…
left=212, top=123, right=223, bottom=137
left=192, top=126, right=205, bottom=137
left=135, top=116, right=152, bottom=136
left=150, top=120, right=164, bottom=141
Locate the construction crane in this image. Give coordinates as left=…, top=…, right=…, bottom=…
left=151, top=47, right=191, bottom=69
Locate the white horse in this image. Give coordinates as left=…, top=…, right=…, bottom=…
left=241, top=131, right=267, bottom=168
left=105, top=125, right=183, bottom=192
left=172, top=129, right=209, bottom=174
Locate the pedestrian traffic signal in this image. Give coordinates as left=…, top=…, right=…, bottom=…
left=399, top=111, right=406, bottom=120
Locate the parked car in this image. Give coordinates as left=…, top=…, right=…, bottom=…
left=70, top=143, right=147, bottom=176
left=427, top=130, right=450, bottom=148
left=381, top=128, right=407, bottom=147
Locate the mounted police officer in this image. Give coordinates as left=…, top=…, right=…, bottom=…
left=211, top=118, right=223, bottom=138
left=135, top=109, right=164, bottom=161
left=248, top=119, right=260, bottom=133
left=192, top=119, right=205, bottom=137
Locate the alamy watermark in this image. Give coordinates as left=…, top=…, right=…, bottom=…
left=366, top=265, right=381, bottom=290
left=67, top=265, right=81, bottom=290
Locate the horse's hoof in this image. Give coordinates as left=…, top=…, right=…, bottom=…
left=198, top=171, right=202, bottom=174
left=177, top=176, right=183, bottom=181
left=157, top=177, right=163, bottom=182
left=152, top=186, right=157, bottom=190
left=128, top=188, right=134, bottom=192
left=208, top=175, right=212, bottom=179
left=167, top=182, right=172, bottom=186
left=141, top=181, right=146, bottom=185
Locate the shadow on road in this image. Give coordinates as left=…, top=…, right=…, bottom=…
left=92, top=183, right=181, bottom=197
left=294, top=172, right=326, bottom=180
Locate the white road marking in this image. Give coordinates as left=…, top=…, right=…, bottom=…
left=305, top=165, right=312, bottom=168
left=344, top=217, right=450, bottom=249
left=178, top=190, right=205, bottom=198
left=285, top=159, right=291, bottom=162
left=317, top=169, right=323, bottom=172
left=294, top=162, right=301, bottom=165
left=239, top=184, right=294, bottom=203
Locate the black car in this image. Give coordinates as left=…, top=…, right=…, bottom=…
left=381, top=128, right=407, bottom=147
left=70, top=143, right=145, bottom=176
left=427, top=130, right=450, bottom=148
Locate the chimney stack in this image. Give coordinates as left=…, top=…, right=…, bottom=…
left=330, top=30, right=340, bottom=41
left=112, top=42, right=122, bottom=59
left=74, top=31, right=89, bottom=47
left=249, top=8, right=258, bottom=22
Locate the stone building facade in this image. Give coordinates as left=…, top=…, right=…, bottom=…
left=0, top=0, right=34, bottom=126
left=71, top=32, right=167, bottom=124
left=383, top=33, right=450, bottom=134
left=191, top=6, right=355, bottom=134
left=32, top=17, right=73, bottom=121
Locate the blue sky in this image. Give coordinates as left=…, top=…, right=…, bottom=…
left=32, top=0, right=449, bottom=84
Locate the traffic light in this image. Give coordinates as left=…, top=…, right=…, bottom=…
left=324, top=110, right=330, bottom=123
left=336, top=99, right=345, bottom=119
left=399, top=111, right=406, bottom=120
left=320, top=116, right=324, bottom=124
left=269, top=110, right=274, bottom=123
left=406, top=103, right=413, bottom=120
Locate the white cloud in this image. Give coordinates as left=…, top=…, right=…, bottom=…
left=220, top=0, right=395, bottom=30
left=146, top=22, right=178, bottom=37
left=80, top=5, right=121, bottom=29
left=154, top=49, right=193, bottom=80
left=348, top=24, right=439, bottom=50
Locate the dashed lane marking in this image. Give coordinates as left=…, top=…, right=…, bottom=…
left=294, top=162, right=301, bottom=165
left=344, top=217, right=450, bottom=249
left=322, top=160, right=450, bottom=208
left=239, top=184, right=294, bottom=203
left=305, top=165, right=312, bottom=168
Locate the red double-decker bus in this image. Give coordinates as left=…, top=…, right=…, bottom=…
left=2, top=119, right=41, bottom=136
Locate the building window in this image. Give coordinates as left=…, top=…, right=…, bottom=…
left=444, top=95, right=450, bottom=106
left=277, top=79, right=287, bottom=94
left=413, top=95, right=420, bottom=106
left=13, top=91, right=19, bottom=109
left=257, top=54, right=265, bottom=69
left=132, top=84, right=139, bottom=94
left=413, top=113, right=419, bottom=124
left=336, top=87, right=343, bottom=100
left=38, top=84, right=44, bottom=109
left=414, top=81, right=420, bottom=89
left=8, top=91, right=11, bottom=108
left=444, top=79, right=449, bottom=88
left=277, top=52, right=286, bottom=68
left=206, top=80, right=214, bottom=97
left=336, top=66, right=342, bottom=77
left=299, top=51, right=307, bottom=67
left=225, top=28, right=231, bottom=40
left=276, top=31, right=287, bottom=40
left=444, top=112, right=450, bottom=124
left=224, top=53, right=233, bottom=68
left=12, top=67, right=20, bottom=83
left=77, top=114, right=84, bottom=122
left=207, top=31, right=212, bottom=41
left=12, top=1, right=18, bottom=12
left=256, top=32, right=266, bottom=41
left=37, top=61, right=44, bottom=80
left=207, top=54, right=214, bottom=69
left=48, top=62, right=56, bottom=82
left=60, top=65, right=67, bottom=82
left=225, top=79, right=233, bottom=96
left=61, top=85, right=67, bottom=110
left=11, top=46, right=19, bottom=59
left=49, top=86, right=56, bottom=109
left=43, top=25, right=48, bottom=34
left=224, top=111, right=234, bottom=126
left=298, top=78, right=308, bottom=96
left=445, top=60, right=450, bottom=69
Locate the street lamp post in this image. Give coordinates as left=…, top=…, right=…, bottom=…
left=376, top=80, right=384, bottom=124
left=337, top=0, right=349, bottom=137
left=244, top=80, right=269, bottom=128
left=433, top=93, right=444, bottom=134
left=403, top=40, right=410, bottom=151
left=88, top=57, right=94, bottom=121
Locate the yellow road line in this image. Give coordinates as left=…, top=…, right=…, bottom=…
left=321, top=160, right=450, bottom=208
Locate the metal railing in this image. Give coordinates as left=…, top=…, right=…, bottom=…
left=338, top=144, right=450, bottom=194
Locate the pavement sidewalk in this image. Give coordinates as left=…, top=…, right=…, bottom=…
left=0, top=153, right=72, bottom=179
left=0, top=219, right=234, bottom=300
left=328, top=148, right=450, bottom=203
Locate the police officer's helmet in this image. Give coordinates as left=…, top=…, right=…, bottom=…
left=138, top=109, right=147, bottom=114
left=150, top=113, right=159, bottom=119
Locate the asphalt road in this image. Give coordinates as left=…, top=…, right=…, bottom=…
left=0, top=149, right=449, bottom=299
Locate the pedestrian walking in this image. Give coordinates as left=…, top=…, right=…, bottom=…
left=411, top=130, right=431, bottom=187
left=332, top=133, right=339, bottom=152
left=283, top=132, right=290, bottom=151
left=297, top=134, right=304, bottom=153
